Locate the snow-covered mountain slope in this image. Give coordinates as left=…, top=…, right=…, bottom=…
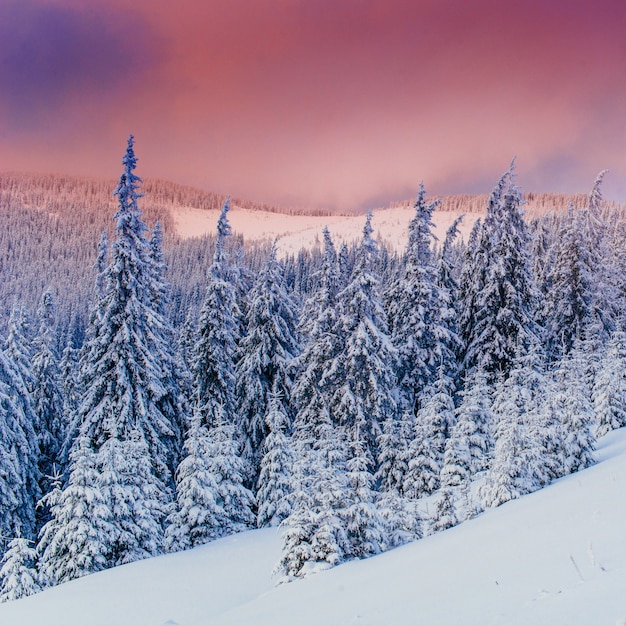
left=2, top=428, right=625, bottom=626
left=172, top=204, right=481, bottom=255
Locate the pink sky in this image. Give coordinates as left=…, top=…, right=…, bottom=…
left=1, top=0, right=626, bottom=210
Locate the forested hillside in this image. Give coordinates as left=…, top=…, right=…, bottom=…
left=1, top=141, right=626, bottom=603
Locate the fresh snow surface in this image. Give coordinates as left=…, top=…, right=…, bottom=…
left=171, top=204, right=480, bottom=256
left=3, top=428, right=626, bottom=626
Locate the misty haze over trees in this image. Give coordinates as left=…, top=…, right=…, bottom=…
left=1, top=137, right=625, bottom=598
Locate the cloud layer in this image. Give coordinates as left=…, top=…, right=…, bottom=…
left=1, top=0, right=625, bottom=209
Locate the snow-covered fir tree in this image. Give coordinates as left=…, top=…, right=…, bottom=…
left=593, top=328, right=626, bottom=437
left=164, top=403, right=222, bottom=552
left=193, top=199, right=240, bottom=430
left=542, top=206, right=590, bottom=359
left=204, top=404, right=256, bottom=535
left=443, top=367, right=493, bottom=485
left=30, top=291, right=65, bottom=497
left=387, top=184, right=454, bottom=413
left=460, top=167, right=538, bottom=379
left=74, top=135, right=183, bottom=482
left=4, top=304, right=33, bottom=387
left=0, top=536, right=40, bottom=603
left=292, top=227, right=342, bottom=443
left=38, top=435, right=114, bottom=584
left=257, top=386, right=296, bottom=528
left=341, top=439, right=385, bottom=559
left=236, top=241, right=299, bottom=483
left=331, top=213, right=397, bottom=465
left=552, top=346, right=595, bottom=474
left=376, top=409, right=414, bottom=494
left=56, top=136, right=182, bottom=570
left=0, top=347, right=39, bottom=548
left=430, top=486, right=459, bottom=534
left=404, top=366, right=455, bottom=498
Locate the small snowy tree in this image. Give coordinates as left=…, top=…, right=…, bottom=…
left=165, top=405, right=222, bottom=552
left=257, top=387, right=296, bottom=528
left=38, top=436, right=114, bottom=585
left=0, top=536, right=40, bottom=602
left=594, top=329, right=626, bottom=437
left=429, top=487, right=459, bottom=534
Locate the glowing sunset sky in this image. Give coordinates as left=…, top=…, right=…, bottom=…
left=1, top=0, right=625, bottom=210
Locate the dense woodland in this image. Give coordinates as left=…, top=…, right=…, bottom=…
left=1, top=137, right=626, bottom=600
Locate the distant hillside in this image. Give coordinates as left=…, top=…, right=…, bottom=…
left=1, top=171, right=624, bottom=334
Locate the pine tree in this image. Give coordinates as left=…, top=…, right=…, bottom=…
left=205, top=404, right=256, bottom=535
left=38, top=435, right=114, bottom=584
left=257, top=386, right=296, bottom=528
left=404, top=367, right=455, bottom=498
left=552, top=347, right=595, bottom=474
left=193, top=199, right=240, bottom=431
left=0, top=536, right=40, bottom=602
left=332, top=213, right=397, bottom=464
left=30, top=291, right=65, bottom=496
left=387, top=184, right=453, bottom=412
left=4, top=304, right=33, bottom=387
left=74, top=135, right=181, bottom=489
left=164, top=404, right=222, bottom=552
left=460, top=167, right=538, bottom=379
left=236, top=241, right=299, bottom=482
left=0, top=348, right=40, bottom=545
left=444, top=367, right=493, bottom=483
left=97, top=432, right=170, bottom=566
left=430, top=487, right=459, bottom=534
left=341, top=439, right=385, bottom=559
left=542, top=206, right=590, bottom=359
left=376, top=409, right=414, bottom=494
left=593, top=328, right=626, bottom=437
left=292, top=227, right=342, bottom=442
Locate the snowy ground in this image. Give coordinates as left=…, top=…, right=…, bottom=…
left=171, top=204, right=481, bottom=255
left=2, top=428, right=625, bottom=626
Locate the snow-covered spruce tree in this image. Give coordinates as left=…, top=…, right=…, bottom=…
left=147, top=219, right=189, bottom=463
left=0, top=347, right=40, bottom=547
left=552, top=346, right=595, bottom=474
left=479, top=345, right=549, bottom=508
left=30, top=291, right=66, bottom=498
left=404, top=366, right=455, bottom=499
left=0, top=536, right=40, bottom=602
left=276, top=417, right=350, bottom=580
left=193, top=199, right=240, bottom=431
left=376, top=409, right=415, bottom=494
left=341, top=438, right=385, bottom=559
left=331, top=213, right=397, bottom=465
left=436, top=214, right=465, bottom=384
left=38, top=435, right=114, bottom=585
left=164, top=402, right=222, bottom=552
left=204, top=403, right=256, bottom=535
left=65, top=136, right=181, bottom=563
left=257, top=385, right=296, bottom=528
left=292, top=227, right=342, bottom=443
left=236, top=241, right=299, bottom=483
left=460, top=167, right=538, bottom=379
left=386, top=184, right=454, bottom=413
left=4, top=303, right=33, bottom=388
left=429, top=486, right=459, bottom=534
left=579, top=170, right=619, bottom=339
left=593, top=328, right=626, bottom=437
left=97, top=431, right=170, bottom=566
left=542, top=206, right=591, bottom=360
left=442, top=367, right=493, bottom=486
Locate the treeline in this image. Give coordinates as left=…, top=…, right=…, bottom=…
left=1, top=141, right=625, bottom=600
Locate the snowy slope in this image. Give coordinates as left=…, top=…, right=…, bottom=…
left=172, top=204, right=481, bottom=255
left=2, top=429, right=626, bottom=626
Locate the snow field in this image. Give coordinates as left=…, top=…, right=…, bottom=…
left=2, top=427, right=625, bottom=626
